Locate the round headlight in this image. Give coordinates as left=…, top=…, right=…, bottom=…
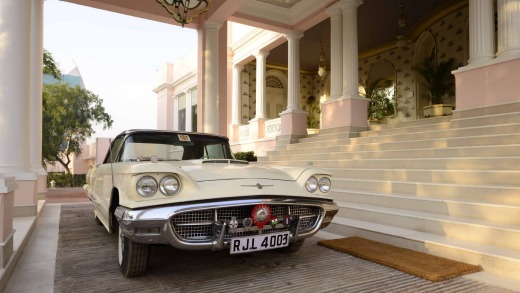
left=159, top=175, right=181, bottom=196
left=319, top=177, right=331, bottom=193
left=136, top=176, right=158, bottom=197
left=305, top=176, right=318, bottom=193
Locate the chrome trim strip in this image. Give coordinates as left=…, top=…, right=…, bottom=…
left=115, top=198, right=337, bottom=251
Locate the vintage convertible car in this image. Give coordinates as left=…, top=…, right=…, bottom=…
left=84, top=130, right=338, bottom=277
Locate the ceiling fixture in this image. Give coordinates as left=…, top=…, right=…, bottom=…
left=396, top=3, right=408, bottom=48
left=156, top=0, right=210, bottom=27
left=318, top=42, right=327, bottom=79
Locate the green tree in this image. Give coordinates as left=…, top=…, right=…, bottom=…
left=42, top=83, right=113, bottom=173
left=43, top=49, right=62, bottom=79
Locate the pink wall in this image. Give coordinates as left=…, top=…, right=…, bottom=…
left=455, top=58, right=520, bottom=110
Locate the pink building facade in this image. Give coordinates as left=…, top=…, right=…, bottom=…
left=1, top=0, right=520, bottom=286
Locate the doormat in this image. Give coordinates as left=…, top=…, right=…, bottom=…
left=317, top=237, right=481, bottom=282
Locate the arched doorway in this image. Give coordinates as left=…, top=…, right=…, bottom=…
left=415, top=31, right=437, bottom=119
left=265, top=70, right=287, bottom=119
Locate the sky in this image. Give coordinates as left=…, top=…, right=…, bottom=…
left=43, top=0, right=197, bottom=141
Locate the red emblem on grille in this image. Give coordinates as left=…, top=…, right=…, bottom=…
left=251, top=204, right=271, bottom=229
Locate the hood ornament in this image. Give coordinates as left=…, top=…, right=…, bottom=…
left=241, top=183, right=274, bottom=189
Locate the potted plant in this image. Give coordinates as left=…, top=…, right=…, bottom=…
left=415, top=57, right=456, bottom=117
left=303, top=95, right=321, bottom=133
left=362, top=78, right=395, bottom=124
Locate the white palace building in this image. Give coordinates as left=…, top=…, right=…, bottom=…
left=1, top=0, right=520, bottom=287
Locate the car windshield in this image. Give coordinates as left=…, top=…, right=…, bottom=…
left=117, top=133, right=234, bottom=162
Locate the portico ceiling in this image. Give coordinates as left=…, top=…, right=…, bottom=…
left=62, top=0, right=462, bottom=71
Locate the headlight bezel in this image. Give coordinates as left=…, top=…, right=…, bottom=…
left=318, top=177, right=331, bottom=193
left=305, top=176, right=318, bottom=193
left=136, top=175, right=158, bottom=197
left=159, top=174, right=182, bottom=196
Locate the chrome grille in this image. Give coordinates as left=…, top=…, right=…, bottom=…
left=171, top=204, right=320, bottom=242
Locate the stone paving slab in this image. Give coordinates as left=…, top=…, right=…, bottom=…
left=54, top=205, right=519, bottom=293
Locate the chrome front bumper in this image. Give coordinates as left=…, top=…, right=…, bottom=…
left=114, top=198, right=338, bottom=251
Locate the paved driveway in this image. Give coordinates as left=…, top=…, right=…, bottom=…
left=52, top=205, right=518, bottom=293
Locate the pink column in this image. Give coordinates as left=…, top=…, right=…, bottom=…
left=249, top=50, right=269, bottom=140
left=203, top=21, right=222, bottom=134
left=326, top=5, right=343, bottom=101
left=322, top=0, right=368, bottom=130
left=280, top=32, right=307, bottom=136
left=229, top=64, right=243, bottom=142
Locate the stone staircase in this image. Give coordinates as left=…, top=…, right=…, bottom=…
left=258, top=102, right=520, bottom=279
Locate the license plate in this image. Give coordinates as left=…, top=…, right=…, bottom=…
left=230, top=231, right=290, bottom=254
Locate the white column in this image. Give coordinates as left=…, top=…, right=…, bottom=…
left=173, top=95, right=179, bottom=130
left=185, top=89, right=193, bottom=131
left=0, top=0, right=37, bottom=216
left=253, top=50, right=269, bottom=119
left=342, top=0, right=363, bottom=98
left=203, top=21, right=222, bottom=134
left=284, top=32, right=304, bottom=112
left=231, top=64, right=243, bottom=125
left=326, top=5, right=343, bottom=101
left=30, top=0, right=47, bottom=195
left=0, top=0, right=33, bottom=175
left=497, top=0, right=520, bottom=58
left=468, top=0, right=495, bottom=64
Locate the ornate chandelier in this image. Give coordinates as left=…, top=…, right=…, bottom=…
left=156, top=0, right=210, bottom=27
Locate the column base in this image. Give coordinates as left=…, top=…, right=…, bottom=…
left=0, top=175, right=15, bottom=268
left=13, top=175, right=37, bottom=217
left=248, top=117, right=266, bottom=140
left=0, top=232, right=14, bottom=268
left=229, top=123, right=242, bottom=142
left=280, top=109, right=307, bottom=136
left=321, top=96, right=369, bottom=129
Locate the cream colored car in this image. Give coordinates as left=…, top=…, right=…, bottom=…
left=84, top=130, right=338, bottom=277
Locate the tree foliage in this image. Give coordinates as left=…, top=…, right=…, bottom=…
left=42, top=83, right=113, bottom=173
left=362, top=78, right=395, bottom=121
left=43, top=49, right=62, bottom=79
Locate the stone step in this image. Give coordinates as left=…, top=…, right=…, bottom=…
left=324, top=216, right=520, bottom=279
left=330, top=190, right=520, bottom=225
left=262, top=144, right=520, bottom=161
left=266, top=133, right=520, bottom=156
left=327, top=169, right=520, bottom=187
left=284, top=123, right=520, bottom=151
left=334, top=201, right=520, bottom=250
left=332, top=178, right=520, bottom=205
left=361, top=122, right=452, bottom=138
left=259, top=157, right=520, bottom=171
left=369, top=116, right=452, bottom=131
left=452, top=112, right=520, bottom=128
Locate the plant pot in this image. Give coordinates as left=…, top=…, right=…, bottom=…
left=423, top=104, right=454, bottom=118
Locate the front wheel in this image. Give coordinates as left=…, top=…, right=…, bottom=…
left=118, top=226, right=150, bottom=277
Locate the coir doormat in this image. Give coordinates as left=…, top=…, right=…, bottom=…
left=317, top=237, right=481, bottom=282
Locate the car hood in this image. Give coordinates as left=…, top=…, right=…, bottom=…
left=179, top=160, right=303, bottom=182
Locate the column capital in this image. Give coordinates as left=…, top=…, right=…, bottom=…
left=254, top=49, right=270, bottom=59
left=284, top=31, right=304, bottom=42
left=325, top=5, right=343, bottom=17
left=232, top=64, right=243, bottom=71
left=340, top=0, right=363, bottom=10
left=203, top=20, right=222, bottom=30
